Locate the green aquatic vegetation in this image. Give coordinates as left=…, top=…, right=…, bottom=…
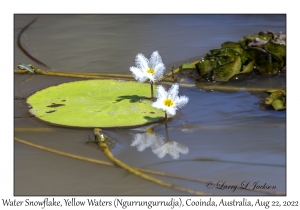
left=192, top=31, right=286, bottom=81
left=212, top=56, right=242, bottom=82
left=181, top=63, right=196, bottom=70
left=263, top=89, right=286, bottom=110
left=26, top=80, right=165, bottom=128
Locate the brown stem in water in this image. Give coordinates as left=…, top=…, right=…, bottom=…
left=150, top=82, right=154, bottom=101
left=164, top=118, right=170, bottom=141
left=171, top=66, right=175, bottom=80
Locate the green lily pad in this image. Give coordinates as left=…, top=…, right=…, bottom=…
left=212, top=56, right=242, bottom=82
left=26, top=80, right=165, bottom=128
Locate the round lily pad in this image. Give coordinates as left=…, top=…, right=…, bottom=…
left=26, top=80, right=165, bottom=128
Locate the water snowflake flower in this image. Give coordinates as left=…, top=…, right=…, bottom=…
left=152, top=141, right=189, bottom=159
left=129, top=51, right=166, bottom=83
left=152, top=83, right=189, bottom=116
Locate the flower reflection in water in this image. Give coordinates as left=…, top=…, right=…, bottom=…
left=152, top=140, right=189, bottom=159
left=131, top=127, right=164, bottom=152
left=131, top=125, right=189, bottom=159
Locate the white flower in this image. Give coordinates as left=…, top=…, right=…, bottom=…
left=152, top=141, right=189, bottom=159
left=131, top=132, right=165, bottom=152
left=152, top=83, right=189, bottom=115
left=130, top=51, right=166, bottom=83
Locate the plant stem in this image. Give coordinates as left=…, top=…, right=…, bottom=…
left=164, top=119, right=170, bottom=141
left=150, top=82, right=154, bottom=101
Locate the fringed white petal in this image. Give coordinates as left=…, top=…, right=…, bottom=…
left=165, top=106, right=176, bottom=115
left=153, top=62, right=165, bottom=81
left=152, top=98, right=166, bottom=111
left=168, top=83, right=179, bottom=101
left=156, top=85, right=168, bottom=100
left=149, top=51, right=162, bottom=68
left=135, top=53, right=149, bottom=71
left=175, top=95, right=189, bottom=109
left=129, top=66, right=148, bottom=82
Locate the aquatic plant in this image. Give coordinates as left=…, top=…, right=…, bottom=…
left=263, top=89, right=286, bottom=110
left=130, top=51, right=166, bottom=100
left=152, top=83, right=189, bottom=117
left=191, top=31, right=286, bottom=82
left=26, top=80, right=165, bottom=128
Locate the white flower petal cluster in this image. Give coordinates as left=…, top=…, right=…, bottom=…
left=152, top=141, right=189, bottom=159
left=130, top=51, right=165, bottom=83
left=152, top=83, right=189, bottom=115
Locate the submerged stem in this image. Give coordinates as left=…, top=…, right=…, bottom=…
left=164, top=119, right=170, bottom=141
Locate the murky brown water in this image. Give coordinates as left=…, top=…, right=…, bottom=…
left=14, top=14, right=286, bottom=195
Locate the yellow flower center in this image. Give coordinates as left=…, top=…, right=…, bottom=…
left=164, top=99, right=174, bottom=107
left=146, top=68, right=155, bottom=75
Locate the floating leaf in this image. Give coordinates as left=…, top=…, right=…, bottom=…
left=265, top=97, right=273, bottom=105
left=229, top=61, right=254, bottom=81
left=212, top=56, right=242, bottom=82
left=195, top=59, right=217, bottom=79
left=244, top=47, right=277, bottom=75
left=242, top=32, right=271, bottom=42
left=241, top=61, right=254, bottom=74
left=26, top=80, right=165, bottom=128
left=263, top=89, right=286, bottom=110
left=271, top=99, right=285, bottom=110
left=265, top=89, right=285, bottom=94
left=221, top=41, right=241, bottom=48
left=269, top=91, right=284, bottom=101
left=265, top=41, right=286, bottom=63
